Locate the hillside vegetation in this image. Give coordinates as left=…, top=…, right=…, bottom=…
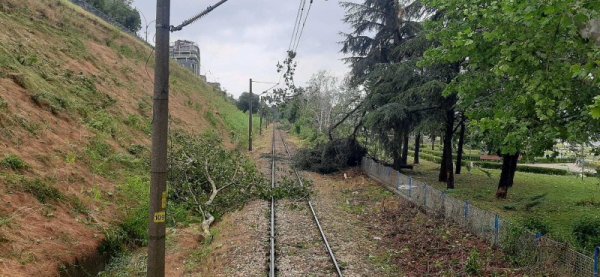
left=0, top=0, right=254, bottom=275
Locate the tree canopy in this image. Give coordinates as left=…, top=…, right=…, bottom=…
left=236, top=92, right=260, bottom=113
left=84, top=0, right=142, bottom=33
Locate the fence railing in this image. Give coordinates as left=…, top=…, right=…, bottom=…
left=361, top=157, right=599, bottom=276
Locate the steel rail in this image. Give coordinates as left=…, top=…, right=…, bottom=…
left=269, top=125, right=276, bottom=277
left=277, top=130, right=344, bottom=277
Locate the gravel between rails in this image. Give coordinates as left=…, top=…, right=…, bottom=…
left=273, top=129, right=336, bottom=276
left=278, top=132, right=392, bottom=277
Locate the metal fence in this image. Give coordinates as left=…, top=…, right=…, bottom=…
left=361, top=157, right=599, bottom=276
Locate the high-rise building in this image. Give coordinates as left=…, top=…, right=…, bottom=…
left=169, top=40, right=201, bottom=76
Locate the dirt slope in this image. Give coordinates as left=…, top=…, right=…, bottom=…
left=0, top=0, right=247, bottom=275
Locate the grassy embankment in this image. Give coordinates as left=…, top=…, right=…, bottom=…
left=0, top=0, right=259, bottom=274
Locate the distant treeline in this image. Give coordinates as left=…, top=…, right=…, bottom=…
left=83, top=0, right=141, bottom=33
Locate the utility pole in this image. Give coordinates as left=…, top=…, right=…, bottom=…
left=259, top=96, right=264, bottom=136
left=249, top=78, right=253, bottom=151
left=146, top=19, right=156, bottom=42
left=147, top=0, right=170, bottom=276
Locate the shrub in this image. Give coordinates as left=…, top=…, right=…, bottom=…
left=572, top=217, right=600, bottom=252
left=86, top=111, right=117, bottom=135
left=474, top=162, right=569, bottom=175
left=1, top=154, right=28, bottom=170
left=522, top=217, right=551, bottom=235
left=127, top=144, right=146, bottom=157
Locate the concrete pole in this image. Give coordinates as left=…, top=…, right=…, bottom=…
left=259, top=96, right=263, bottom=136
left=147, top=0, right=170, bottom=275
left=249, top=78, right=253, bottom=151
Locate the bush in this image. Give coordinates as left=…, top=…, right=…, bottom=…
left=474, top=162, right=569, bottom=175
left=294, top=138, right=366, bottom=174
left=1, top=154, right=28, bottom=170
left=418, top=152, right=442, bottom=163
left=522, top=217, right=551, bottom=235
left=572, top=217, right=600, bottom=252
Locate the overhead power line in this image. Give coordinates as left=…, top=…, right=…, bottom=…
left=252, top=81, right=279, bottom=85
left=288, top=0, right=307, bottom=51
left=171, top=0, right=230, bottom=32
left=293, top=0, right=314, bottom=52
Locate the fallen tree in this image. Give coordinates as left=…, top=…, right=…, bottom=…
left=168, top=132, right=266, bottom=239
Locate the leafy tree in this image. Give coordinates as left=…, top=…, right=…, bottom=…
left=236, top=92, right=260, bottom=113
left=84, top=0, right=142, bottom=33
left=340, top=0, right=427, bottom=85
left=422, top=0, right=600, bottom=198
left=339, top=0, right=463, bottom=189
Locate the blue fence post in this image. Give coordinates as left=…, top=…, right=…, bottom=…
left=494, top=214, right=500, bottom=246
left=464, top=201, right=470, bottom=220
left=408, top=177, right=413, bottom=198
left=535, top=232, right=543, bottom=246
left=594, top=246, right=599, bottom=277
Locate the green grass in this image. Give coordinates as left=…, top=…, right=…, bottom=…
left=406, top=158, right=600, bottom=246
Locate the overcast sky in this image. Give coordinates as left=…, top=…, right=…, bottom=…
left=132, top=0, right=354, bottom=98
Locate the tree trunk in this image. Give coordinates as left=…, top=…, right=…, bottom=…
left=439, top=108, right=455, bottom=188
left=392, top=130, right=403, bottom=169
left=401, top=132, right=409, bottom=165
left=201, top=213, right=215, bottom=239
left=496, top=153, right=519, bottom=199
left=414, top=133, right=421, bottom=164
left=431, top=135, right=435, bottom=150
left=455, top=121, right=465, bottom=174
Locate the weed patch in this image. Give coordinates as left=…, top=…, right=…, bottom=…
left=0, top=97, right=7, bottom=110
left=86, top=111, right=117, bottom=135
left=30, top=89, right=70, bottom=115
left=1, top=154, right=28, bottom=170
left=21, top=178, right=63, bottom=204
left=572, top=217, right=600, bottom=252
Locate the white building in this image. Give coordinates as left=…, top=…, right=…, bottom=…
left=169, top=40, right=201, bottom=76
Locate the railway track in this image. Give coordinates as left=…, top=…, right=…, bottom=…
left=268, top=126, right=343, bottom=277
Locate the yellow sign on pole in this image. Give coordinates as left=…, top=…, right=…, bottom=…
left=154, top=211, right=166, bottom=223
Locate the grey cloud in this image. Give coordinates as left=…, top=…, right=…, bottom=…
left=133, top=0, right=353, bottom=97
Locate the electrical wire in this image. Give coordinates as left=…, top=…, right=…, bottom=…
left=293, top=0, right=314, bottom=52
left=171, top=0, right=230, bottom=32
left=252, top=81, right=279, bottom=85
left=288, top=0, right=307, bottom=51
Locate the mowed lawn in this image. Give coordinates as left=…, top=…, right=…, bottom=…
left=403, top=157, right=600, bottom=247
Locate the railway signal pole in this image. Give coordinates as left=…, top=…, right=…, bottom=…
left=147, top=0, right=170, bottom=275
